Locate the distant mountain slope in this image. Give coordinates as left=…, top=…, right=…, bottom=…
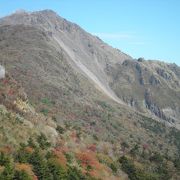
left=0, top=10, right=179, bottom=128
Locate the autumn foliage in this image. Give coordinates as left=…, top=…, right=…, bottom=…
left=76, top=150, right=104, bottom=178
left=52, top=149, right=67, bottom=168
left=24, top=147, right=34, bottom=154
left=15, top=163, right=37, bottom=179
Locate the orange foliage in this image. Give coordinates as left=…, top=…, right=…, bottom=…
left=52, top=149, right=67, bottom=168
left=61, top=146, right=69, bottom=154
left=15, top=163, right=36, bottom=179
left=76, top=150, right=113, bottom=179
left=24, top=147, right=34, bottom=154
left=89, top=169, right=100, bottom=177
left=0, top=145, right=13, bottom=154
left=33, top=176, right=38, bottom=180
left=15, top=163, right=32, bottom=173
left=76, top=150, right=102, bottom=171
left=0, top=166, right=4, bottom=173
left=70, top=131, right=77, bottom=141
left=54, top=146, right=69, bottom=154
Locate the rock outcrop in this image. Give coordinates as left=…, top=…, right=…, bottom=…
left=0, top=65, right=5, bottom=79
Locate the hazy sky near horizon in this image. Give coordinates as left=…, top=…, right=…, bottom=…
left=0, top=0, right=180, bottom=65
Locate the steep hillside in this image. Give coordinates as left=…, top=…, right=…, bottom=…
left=0, top=75, right=126, bottom=180
left=0, top=74, right=179, bottom=179
left=0, top=74, right=59, bottom=146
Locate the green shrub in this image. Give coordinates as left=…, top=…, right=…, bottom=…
left=47, top=158, right=67, bottom=179
left=41, top=98, right=54, bottom=106
left=174, top=158, right=180, bottom=170
left=67, top=166, right=86, bottom=180
left=37, top=133, right=51, bottom=149
left=0, top=152, right=11, bottom=166
left=40, top=108, right=49, bottom=116
left=119, top=156, right=159, bottom=180
left=56, top=125, right=65, bottom=134
left=110, top=163, right=118, bottom=173
left=14, top=170, right=32, bottom=180
left=149, top=153, right=163, bottom=163
left=29, top=149, right=49, bottom=179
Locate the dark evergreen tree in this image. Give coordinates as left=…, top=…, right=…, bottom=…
left=37, top=133, right=51, bottom=149
left=14, top=170, right=32, bottom=180
left=1, top=162, right=14, bottom=180
left=67, top=166, right=86, bottom=180
left=47, top=159, right=67, bottom=180
left=29, top=149, right=49, bottom=179
left=0, top=152, right=11, bottom=166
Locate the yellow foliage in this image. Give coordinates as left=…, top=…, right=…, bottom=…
left=133, top=161, right=144, bottom=170
left=15, top=163, right=35, bottom=177
left=0, top=166, right=4, bottom=173
left=14, top=98, right=33, bottom=113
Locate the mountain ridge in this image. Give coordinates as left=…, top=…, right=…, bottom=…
left=0, top=9, right=131, bottom=104
left=0, top=9, right=179, bottom=129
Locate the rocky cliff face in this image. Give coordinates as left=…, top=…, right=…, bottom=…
left=106, top=59, right=180, bottom=128
left=0, top=65, right=5, bottom=79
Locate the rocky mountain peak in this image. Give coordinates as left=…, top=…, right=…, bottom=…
left=14, top=9, right=29, bottom=14
left=35, top=9, right=58, bottom=16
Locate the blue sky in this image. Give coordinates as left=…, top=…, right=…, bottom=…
left=0, top=0, right=180, bottom=65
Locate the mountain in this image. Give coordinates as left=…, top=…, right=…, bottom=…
left=0, top=10, right=180, bottom=179
left=0, top=10, right=179, bottom=127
